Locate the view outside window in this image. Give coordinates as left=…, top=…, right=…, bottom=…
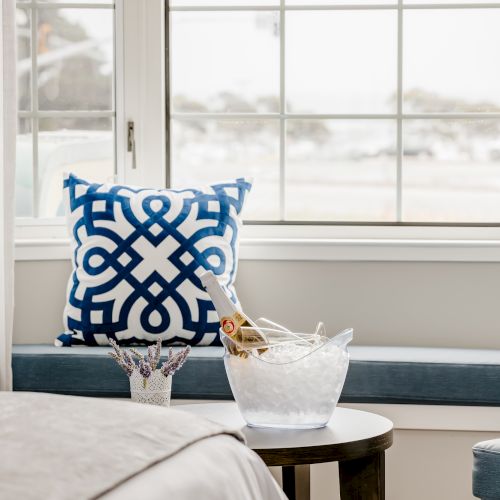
left=170, top=2, right=500, bottom=223
left=16, top=1, right=115, bottom=218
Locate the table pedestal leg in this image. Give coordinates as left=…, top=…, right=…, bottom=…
left=282, top=465, right=311, bottom=500
left=338, top=451, right=385, bottom=500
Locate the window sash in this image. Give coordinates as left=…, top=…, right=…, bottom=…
left=15, top=0, right=119, bottom=218
left=168, top=1, right=500, bottom=225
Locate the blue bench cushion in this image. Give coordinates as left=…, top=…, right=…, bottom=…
left=12, top=345, right=500, bottom=404
left=13, top=344, right=230, bottom=399
left=473, top=439, right=500, bottom=499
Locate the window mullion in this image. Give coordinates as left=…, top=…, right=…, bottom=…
left=396, top=0, right=403, bottom=222
left=279, top=0, right=286, bottom=221
left=31, top=5, right=39, bottom=218
left=113, top=0, right=124, bottom=181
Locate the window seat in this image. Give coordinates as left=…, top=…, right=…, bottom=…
left=12, top=344, right=500, bottom=405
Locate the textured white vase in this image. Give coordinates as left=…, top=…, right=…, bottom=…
left=129, top=370, right=172, bottom=407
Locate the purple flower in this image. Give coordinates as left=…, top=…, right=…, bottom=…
left=108, top=339, right=136, bottom=377
left=147, top=339, right=162, bottom=371
left=160, top=346, right=191, bottom=377
left=139, top=359, right=152, bottom=379
left=129, top=348, right=144, bottom=361
left=108, top=338, right=189, bottom=381
left=122, top=350, right=137, bottom=376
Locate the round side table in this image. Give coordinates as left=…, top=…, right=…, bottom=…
left=179, top=402, right=393, bottom=500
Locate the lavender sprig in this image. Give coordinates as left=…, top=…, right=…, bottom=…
left=129, top=348, right=144, bottom=361
left=139, top=359, right=152, bottom=388
left=139, top=359, right=152, bottom=379
left=160, top=346, right=191, bottom=377
left=108, top=339, right=190, bottom=381
left=108, top=340, right=135, bottom=376
left=108, top=352, right=130, bottom=376
left=122, top=350, right=137, bottom=375
left=147, top=339, right=162, bottom=371
left=109, top=338, right=122, bottom=358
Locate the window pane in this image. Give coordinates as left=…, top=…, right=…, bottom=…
left=405, top=0, right=491, bottom=3
left=404, top=10, right=500, bottom=113
left=288, top=0, right=395, bottom=4
left=171, top=119, right=280, bottom=220
left=171, top=0, right=277, bottom=5
left=403, top=119, right=500, bottom=222
left=286, top=11, right=396, bottom=114
left=171, top=12, right=280, bottom=113
left=16, top=118, right=33, bottom=217
left=38, top=1, right=113, bottom=3
left=38, top=9, right=113, bottom=111
left=17, top=8, right=31, bottom=111
left=286, top=120, right=397, bottom=221
left=38, top=117, right=114, bottom=217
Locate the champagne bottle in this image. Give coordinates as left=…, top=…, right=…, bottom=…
left=200, top=271, right=268, bottom=354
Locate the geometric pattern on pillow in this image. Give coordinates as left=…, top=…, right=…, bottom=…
left=57, top=173, right=252, bottom=347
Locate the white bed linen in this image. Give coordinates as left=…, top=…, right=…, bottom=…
left=103, top=434, right=287, bottom=500
left=0, top=392, right=286, bottom=500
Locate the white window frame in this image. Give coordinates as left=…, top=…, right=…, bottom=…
left=14, top=0, right=500, bottom=262
left=15, top=0, right=125, bottom=216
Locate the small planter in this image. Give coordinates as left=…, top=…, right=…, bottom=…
left=129, top=369, right=172, bottom=407
left=109, top=338, right=190, bottom=407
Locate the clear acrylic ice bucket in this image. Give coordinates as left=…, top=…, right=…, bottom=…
left=222, top=323, right=352, bottom=429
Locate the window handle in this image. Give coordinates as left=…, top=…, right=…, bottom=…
left=127, top=121, right=136, bottom=169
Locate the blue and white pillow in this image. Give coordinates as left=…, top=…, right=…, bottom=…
left=56, top=173, right=252, bottom=347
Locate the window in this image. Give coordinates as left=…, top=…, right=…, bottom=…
left=169, top=1, right=500, bottom=224
left=15, top=0, right=116, bottom=219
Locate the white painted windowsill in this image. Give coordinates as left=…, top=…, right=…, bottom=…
left=14, top=222, right=500, bottom=262
left=14, top=236, right=500, bottom=262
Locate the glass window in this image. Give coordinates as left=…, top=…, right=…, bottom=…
left=171, top=119, right=280, bottom=220
left=15, top=0, right=116, bottom=218
left=404, top=10, right=500, bottom=113
left=169, top=2, right=500, bottom=224
left=171, top=12, right=280, bottom=113
left=286, top=11, right=396, bottom=114
left=286, top=120, right=396, bottom=221
left=403, top=119, right=500, bottom=222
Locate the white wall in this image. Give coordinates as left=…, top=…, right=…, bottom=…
left=14, top=259, right=500, bottom=348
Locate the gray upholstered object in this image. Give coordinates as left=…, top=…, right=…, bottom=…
left=12, top=344, right=500, bottom=404
left=473, top=439, right=500, bottom=499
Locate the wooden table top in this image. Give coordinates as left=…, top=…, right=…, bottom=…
left=179, top=402, right=394, bottom=467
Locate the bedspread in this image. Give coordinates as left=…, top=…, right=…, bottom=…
left=0, top=392, right=286, bottom=500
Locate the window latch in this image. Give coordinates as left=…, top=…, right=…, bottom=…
left=127, top=121, right=136, bottom=169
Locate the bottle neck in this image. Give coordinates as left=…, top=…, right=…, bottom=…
left=202, top=274, right=239, bottom=320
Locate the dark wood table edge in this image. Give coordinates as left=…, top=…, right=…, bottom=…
left=254, top=428, right=393, bottom=467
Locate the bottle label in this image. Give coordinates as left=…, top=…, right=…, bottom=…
left=221, top=312, right=245, bottom=337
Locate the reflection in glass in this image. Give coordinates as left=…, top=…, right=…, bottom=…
left=403, top=120, right=500, bottom=222
left=286, top=11, right=396, bottom=114
left=171, top=119, right=280, bottom=220
left=37, top=118, right=114, bottom=217
left=37, top=9, right=113, bottom=111
left=17, top=8, right=31, bottom=111
left=16, top=118, right=33, bottom=217
left=286, top=120, right=397, bottom=221
left=404, top=10, right=500, bottom=112
left=171, top=12, right=280, bottom=113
